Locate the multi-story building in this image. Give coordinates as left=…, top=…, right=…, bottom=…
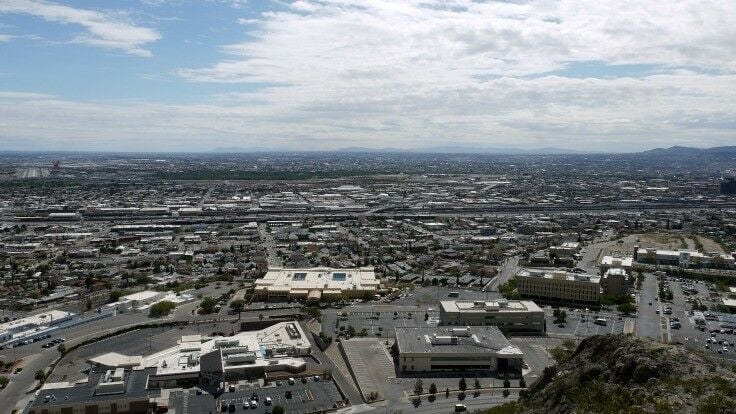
left=394, top=326, right=523, bottom=374
left=439, top=300, right=545, bottom=335
left=253, top=267, right=379, bottom=301
left=601, top=268, right=630, bottom=297
left=721, top=178, right=736, bottom=195
left=515, top=268, right=601, bottom=305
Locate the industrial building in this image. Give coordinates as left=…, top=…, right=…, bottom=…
left=439, top=300, right=546, bottom=335
left=394, top=326, right=523, bottom=373
left=253, top=267, right=379, bottom=301
left=25, top=322, right=311, bottom=414
left=0, top=310, right=75, bottom=346
left=516, top=268, right=601, bottom=305
left=635, top=247, right=736, bottom=269
left=104, top=290, right=195, bottom=313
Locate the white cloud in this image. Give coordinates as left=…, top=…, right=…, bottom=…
left=1, top=0, right=735, bottom=151
left=1, top=72, right=735, bottom=151
left=0, top=33, right=14, bottom=41
left=0, top=0, right=160, bottom=56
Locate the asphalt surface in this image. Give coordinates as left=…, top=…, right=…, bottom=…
left=636, top=273, right=662, bottom=341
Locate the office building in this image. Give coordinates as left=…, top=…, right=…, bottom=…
left=722, top=178, right=736, bottom=195
left=394, top=326, right=523, bottom=373
left=516, top=268, right=601, bottom=305
left=601, top=268, right=630, bottom=297
left=439, top=300, right=545, bottom=335
left=253, top=267, right=379, bottom=302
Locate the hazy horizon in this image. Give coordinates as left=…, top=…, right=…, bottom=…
left=1, top=0, right=735, bottom=152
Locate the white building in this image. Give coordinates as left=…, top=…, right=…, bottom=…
left=394, top=326, right=523, bottom=373
left=254, top=267, right=379, bottom=302
left=0, top=310, right=75, bottom=345
left=599, top=255, right=634, bottom=275
left=439, top=300, right=545, bottom=335
left=635, top=247, right=736, bottom=269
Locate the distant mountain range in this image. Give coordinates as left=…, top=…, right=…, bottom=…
left=212, top=145, right=592, bottom=155
left=206, top=144, right=736, bottom=156
left=640, top=145, right=736, bottom=156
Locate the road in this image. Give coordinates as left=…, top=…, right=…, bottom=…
left=636, top=273, right=662, bottom=341
left=485, top=256, right=519, bottom=292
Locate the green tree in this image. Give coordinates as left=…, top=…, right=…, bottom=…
left=617, top=302, right=637, bottom=315
left=149, top=301, right=176, bottom=318
left=200, top=297, right=218, bottom=314
left=503, top=379, right=511, bottom=388
left=109, top=290, right=126, bottom=303
left=459, top=378, right=467, bottom=392
left=35, top=369, right=46, bottom=382
left=414, top=379, right=424, bottom=395
left=57, top=343, right=66, bottom=354
left=230, top=299, right=245, bottom=315
left=519, top=377, right=526, bottom=388
left=445, top=387, right=450, bottom=398
left=272, top=405, right=285, bottom=414
left=0, top=376, right=9, bottom=388
left=474, top=378, right=481, bottom=389
left=429, top=382, right=438, bottom=395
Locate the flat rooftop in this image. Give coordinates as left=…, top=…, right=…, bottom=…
left=440, top=300, right=543, bottom=314
left=255, top=267, right=379, bottom=292
left=0, top=310, right=74, bottom=333
left=395, top=326, right=522, bottom=356
left=517, top=268, right=601, bottom=283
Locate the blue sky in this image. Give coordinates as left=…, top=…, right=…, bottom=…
left=0, top=0, right=734, bottom=152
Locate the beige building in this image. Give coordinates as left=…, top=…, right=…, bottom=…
left=394, top=326, right=523, bottom=374
left=253, top=267, right=379, bottom=302
left=439, top=300, right=545, bottom=335
left=601, top=268, right=630, bottom=297
left=516, top=268, right=601, bottom=305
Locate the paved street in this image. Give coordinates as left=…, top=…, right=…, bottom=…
left=636, top=273, right=662, bottom=341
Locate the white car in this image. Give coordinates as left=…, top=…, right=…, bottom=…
left=264, top=397, right=272, bottom=406
left=249, top=400, right=258, bottom=409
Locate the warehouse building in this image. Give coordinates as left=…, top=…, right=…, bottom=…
left=0, top=310, right=75, bottom=346
left=516, top=268, right=601, bottom=305
left=394, top=326, right=523, bottom=374
left=439, top=300, right=545, bottom=335
left=253, top=267, right=379, bottom=301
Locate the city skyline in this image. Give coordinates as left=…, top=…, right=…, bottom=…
left=1, top=0, right=735, bottom=152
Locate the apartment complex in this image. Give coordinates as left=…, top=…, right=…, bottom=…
left=253, top=267, right=379, bottom=302
left=516, top=268, right=601, bottom=305
left=394, top=326, right=523, bottom=374
left=439, top=300, right=545, bottom=335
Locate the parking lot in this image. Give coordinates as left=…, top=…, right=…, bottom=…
left=649, top=275, right=736, bottom=362
left=321, top=306, right=439, bottom=340
left=543, top=308, right=629, bottom=338
left=339, top=338, right=398, bottom=402
left=169, top=379, right=343, bottom=414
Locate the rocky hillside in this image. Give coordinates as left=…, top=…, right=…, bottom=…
left=508, top=335, right=736, bottom=414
